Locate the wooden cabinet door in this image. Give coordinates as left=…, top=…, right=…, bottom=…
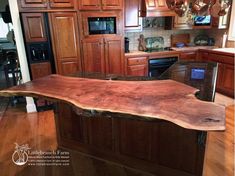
left=105, top=36, right=124, bottom=75
left=221, top=64, right=234, bottom=96
left=119, top=119, right=153, bottom=160
left=87, top=117, right=114, bottom=151
left=79, top=0, right=101, bottom=10
left=21, top=13, right=47, bottom=42
left=19, top=0, right=47, bottom=8
left=127, top=65, right=147, bottom=76
left=49, top=12, right=80, bottom=75
left=125, top=0, right=141, bottom=30
left=49, top=0, right=74, bottom=8
left=57, top=102, right=84, bottom=142
left=180, top=51, right=197, bottom=61
left=146, top=0, right=168, bottom=10
left=102, top=0, right=123, bottom=10
left=30, top=62, right=52, bottom=79
left=58, top=59, right=78, bottom=75
left=82, top=38, right=105, bottom=73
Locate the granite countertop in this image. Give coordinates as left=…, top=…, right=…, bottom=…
left=125, top=46, right=218, bottom=57
left=171, top=46, right=218, bottom=51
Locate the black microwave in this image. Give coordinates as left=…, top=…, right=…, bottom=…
left=88, top=17, right=116, bottom=35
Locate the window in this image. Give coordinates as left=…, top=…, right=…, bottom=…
left=0, top=16, right=13, bottom=39
left=228, top=5, right=235, bottom=41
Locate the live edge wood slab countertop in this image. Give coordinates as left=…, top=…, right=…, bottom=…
left=0, top=75, right=225, bottom=131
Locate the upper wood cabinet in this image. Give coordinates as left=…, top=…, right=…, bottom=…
left=146, top=0, right=168, bottom=10
left=79, top=0, right=123, bottom=10
left=125, top=0, right=143, bottom=31
left=19, top=0, right=47, bottom=8
left=21, top=13, right=47, bottom=42
left=49, top=12, right=81, bottom=75
left=18, top=0, right=75, bottom=10
left=49, top=0, right=74, bottom=8
left=145, top=0, right=175, bottom=16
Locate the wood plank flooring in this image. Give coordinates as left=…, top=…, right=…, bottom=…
left=0, top=93, right=234, bottom=176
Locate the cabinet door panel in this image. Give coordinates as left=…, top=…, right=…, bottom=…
left=49, top=12, right=80, bottom=74
left=105, top=37, right=124, bottom=75
left=58, top=60, right=78, bottom=75
left=57, top=102, right=84, bottom=142
left=79, top=0, right=101, bottom=10
left=222, top=64, right=234, bottom=94
left=155, top=121, right=205, bottom=175
left=127, top=65, right=147, bottom=76
left=102, top=0, right=123, bottom=10
left=82, top=38, right=105, bottom=73
left=180, top=51, right=197, bottom=61
left=49, top=0, right=74, bottom=8
left=20, top=0, right=47, bottom=8
left=146, top=0, right=168, bottom=10
left=119, top=119, right=152, bottom=160
left=125, top=0, right=140, bottom=29
left=22, top=13, right=47, bottom=42
left=87, top=117, right=114, bottom=151
left=30, top=62, right=52, bottom=79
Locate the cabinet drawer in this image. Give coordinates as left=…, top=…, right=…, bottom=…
left=127, top=57, right=147, bottom=66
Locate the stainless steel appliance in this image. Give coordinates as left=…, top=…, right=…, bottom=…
left=88, top=17, right=116, bottom=35
left=148, top=57, right=178, bottom=78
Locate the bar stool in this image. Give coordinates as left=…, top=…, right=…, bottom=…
left=3, top=51, right=21, bottom=87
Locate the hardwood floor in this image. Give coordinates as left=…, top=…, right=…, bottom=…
left=0, top=93, right=233, bottom=176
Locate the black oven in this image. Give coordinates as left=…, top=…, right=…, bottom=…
left=88, top=17, right=116, bottom=35
left=148, top=57, right=178, bottom=78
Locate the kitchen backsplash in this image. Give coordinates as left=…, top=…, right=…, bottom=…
left=125, top=28, right=207, bottom=51
left=125, top=18, right=230, bottom=51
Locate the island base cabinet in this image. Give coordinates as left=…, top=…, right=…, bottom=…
left=54, top=102, right=206, bottom=176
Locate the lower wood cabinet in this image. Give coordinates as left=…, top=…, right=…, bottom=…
left=81, top=36, right=124, bottom=75
left=126, top=57, right=147, bottom=76
left=55, top=102, right=206, bottom=176
left=30, top=62, right=52, bottom=79
left=179, top=51, right=197, bottom=61
left=198, top=50, right=234, bottom=97
left=49, top=12, right=81, bottom=75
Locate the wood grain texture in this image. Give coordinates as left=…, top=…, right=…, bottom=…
left=0, top=74, right=225, bottom=131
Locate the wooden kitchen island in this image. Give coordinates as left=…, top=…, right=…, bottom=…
left=0, top=74, right=225, bottom=176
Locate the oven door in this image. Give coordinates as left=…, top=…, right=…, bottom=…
left=148, top=58, right=178, bottom=78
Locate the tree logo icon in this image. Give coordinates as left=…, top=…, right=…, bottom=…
left=12, top=143, right=30, bottom=166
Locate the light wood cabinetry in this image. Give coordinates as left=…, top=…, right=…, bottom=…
left=198, top=49, right=234, bottom=97
left=79, top=0, right=123, bottom=10
left=126, top=57, right=147, bottom=76
left=21, top=13, right=47, bottom=42
left=30, top=62, right=52, bottom=79
left=49, top=12, right=81, bottom=75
